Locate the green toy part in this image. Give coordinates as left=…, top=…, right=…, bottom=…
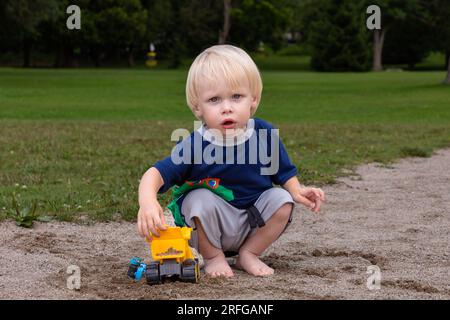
left=167, top=178, right=234, bottom=226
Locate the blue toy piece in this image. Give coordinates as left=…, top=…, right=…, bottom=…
left=127, top=257, right=147, bottom=281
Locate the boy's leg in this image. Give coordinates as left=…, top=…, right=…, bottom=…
left=181, top=188, right=249, bottom=278
left=236, top=203, right=293, bottom=276
left=194, top=217, right=234, bottom=278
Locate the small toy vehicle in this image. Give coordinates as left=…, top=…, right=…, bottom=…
left=127, top=226, right=200, bottom=285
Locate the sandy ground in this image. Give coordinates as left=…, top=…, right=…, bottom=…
left=1, top=149, right=449, bottom=300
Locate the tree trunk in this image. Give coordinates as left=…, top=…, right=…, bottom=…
left=127, top=46, right=134, bottom=67
left=23, top=38, right=31, bottom=68
left=444, top=51, right=450, bottom=85
left=218, top=0, right=231, bottom=44
left=54, top=42, right=66, bottom=68
left=90, top=47, right=101, bottom=67
left=54, top=44, right=61, bottom=68
left=62, top=46, right=74, bottom=67
left=372, top=29, right=385, bottom=71
left=128, top=52, right=134, bottom=67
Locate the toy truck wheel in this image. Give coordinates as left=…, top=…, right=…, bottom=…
left=145, top=263, right=161, bottom=285
left=127, top=264, right=138, bottom=279
left=181, top=259, right=199, bottom=283
left=127, top=257, right=142, bottom=279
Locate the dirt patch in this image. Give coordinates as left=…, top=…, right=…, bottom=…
left=1, top=149, right=450, bottom=299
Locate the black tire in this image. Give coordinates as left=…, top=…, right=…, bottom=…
left=181, top=260, right=199, bottom=283
left=145, top=263, right=161, bottom=285
left=127, top=264, right=138, bottom=279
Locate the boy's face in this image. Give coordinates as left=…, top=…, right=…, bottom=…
left=193, top=77, right=258, bottom=135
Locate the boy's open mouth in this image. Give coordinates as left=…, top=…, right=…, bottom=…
left=221, top=119, right=236, bottom=129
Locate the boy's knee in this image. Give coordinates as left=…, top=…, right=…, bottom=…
left=182, top=189, right=222, bottom=231
left=272, top=203, right=293, bottom=222
left=184, top=188, right=218, bottom=212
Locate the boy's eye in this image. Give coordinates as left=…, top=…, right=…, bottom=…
left=232, top=94, right=242, bottom=100
left=208, top=97, right=220, bottom=103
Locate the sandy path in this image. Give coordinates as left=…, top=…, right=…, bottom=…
left=1, top=149, right=449, bottom=300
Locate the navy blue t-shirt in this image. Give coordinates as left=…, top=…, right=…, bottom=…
left=153, top=118, right=297, bottom=209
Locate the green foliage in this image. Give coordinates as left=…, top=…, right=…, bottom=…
left=143, top=0, right=223, bottom=67
left=365, top=0, right=434, bottom=69
left=178, top=0, right=223, bottom=56
left=400, top=147, right=430, bottom=158
left=425, top=0, right=450, bottom=52
left=1, top=0, right=59, bottom=36
left=276, top=44, right=308, bottom=56
left=230, top=0, right=292, bottom=51
left=306, top=0, right=370, bottom=71
left=366, top=0, right=421, bottom=28
left=383, top=17, right=433, bottom=68
left=421, top=0, right=450, bottom=83
left=9, top=193, right=51, bottom=228
left=95, top=0, right=147, bottom=46
left=0, top=0, right=60, bottom=66
left=1, top=0, right=450, bottom=70
left=383, top=6, right=433, bottom=68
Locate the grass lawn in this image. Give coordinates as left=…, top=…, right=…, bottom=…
left=0, top=67, right=449, bottom=222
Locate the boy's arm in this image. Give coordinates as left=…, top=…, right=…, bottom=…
left=138, top=167, right=164, bottom=207
left=282, top=175, right=325, bottom=213
left=137, top=167, right=167, bottom=239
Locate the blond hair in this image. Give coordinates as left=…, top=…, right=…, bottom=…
left=186, top=45, right=263, bottom=118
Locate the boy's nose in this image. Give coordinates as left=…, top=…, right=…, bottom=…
left=221, top=101, right=233, bottom=114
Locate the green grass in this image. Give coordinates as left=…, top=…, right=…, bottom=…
left=412, top=51, right=447, bottom=71
left=252, top=54, right=311, bottom=71
left=1, top=67, right=449, bottom=222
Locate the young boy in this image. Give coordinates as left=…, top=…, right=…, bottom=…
left=137, top=45, right=325, bottom=278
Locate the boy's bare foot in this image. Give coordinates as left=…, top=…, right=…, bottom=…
left=204, top=253, right=234, bottom=278
left=235, top=250, right=274, bottom=276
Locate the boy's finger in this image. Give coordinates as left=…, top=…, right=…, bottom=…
left=296, top=195, right=315, bottom=209
left=156, top=212, right=167, bottom=230
left=140, top=218, right=149, bottom=238
left=160, top=211, right=167, bottom=228
left=313, top=198, right=322, bottom=213
left=155, top=221, right=167, bottom=231
left=139, top=216, right=149, bottom=238
left=137, top=219, right=142, bottom=237
left=138, top=218, right=146, bottom=238
left=310, top=189, right=325, bottom=203
left=318, top=189, right=326, bottom=202
left=149, top=219, right=160, bottom=238
left=312, top=189, right=322, bottom=200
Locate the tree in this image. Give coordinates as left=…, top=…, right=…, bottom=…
left=144, top=0, right=187, bottom=67
left=218, top=0, right=232, bottom=44
left=382, top=15, right=433, bottom=69
left=229, top=0, right=291, bottom=52
left=366, top=0, right=421, bottom=71
left=144, top=0, right=222, bottom=65
left=37, top=0, right=89, bottom=67
left=426, top=0, right=450, bottom=84
left=95, top=0, right=147, bottom=67
left=305, top=0, right=371, bottom=71
left=179, top=0, right=222, bottom=56
left=2, top=0, right=59, bottom=67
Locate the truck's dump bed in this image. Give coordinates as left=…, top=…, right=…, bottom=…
left=150, top=227, right=193, bottom=262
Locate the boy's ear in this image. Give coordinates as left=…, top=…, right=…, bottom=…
left=250, top=96, right=259, bottom=114
left=193, top=105, right=203, bottom=118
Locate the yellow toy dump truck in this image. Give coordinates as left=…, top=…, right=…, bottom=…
left=127, top=226, right=200, bottom=285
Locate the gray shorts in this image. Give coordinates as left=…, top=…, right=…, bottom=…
left=180, top=187, right=295, bottom=253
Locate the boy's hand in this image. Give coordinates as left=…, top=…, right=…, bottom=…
left=137, top=199, right=167, bottom=240
left=294, top=186, right=326, bottom=213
